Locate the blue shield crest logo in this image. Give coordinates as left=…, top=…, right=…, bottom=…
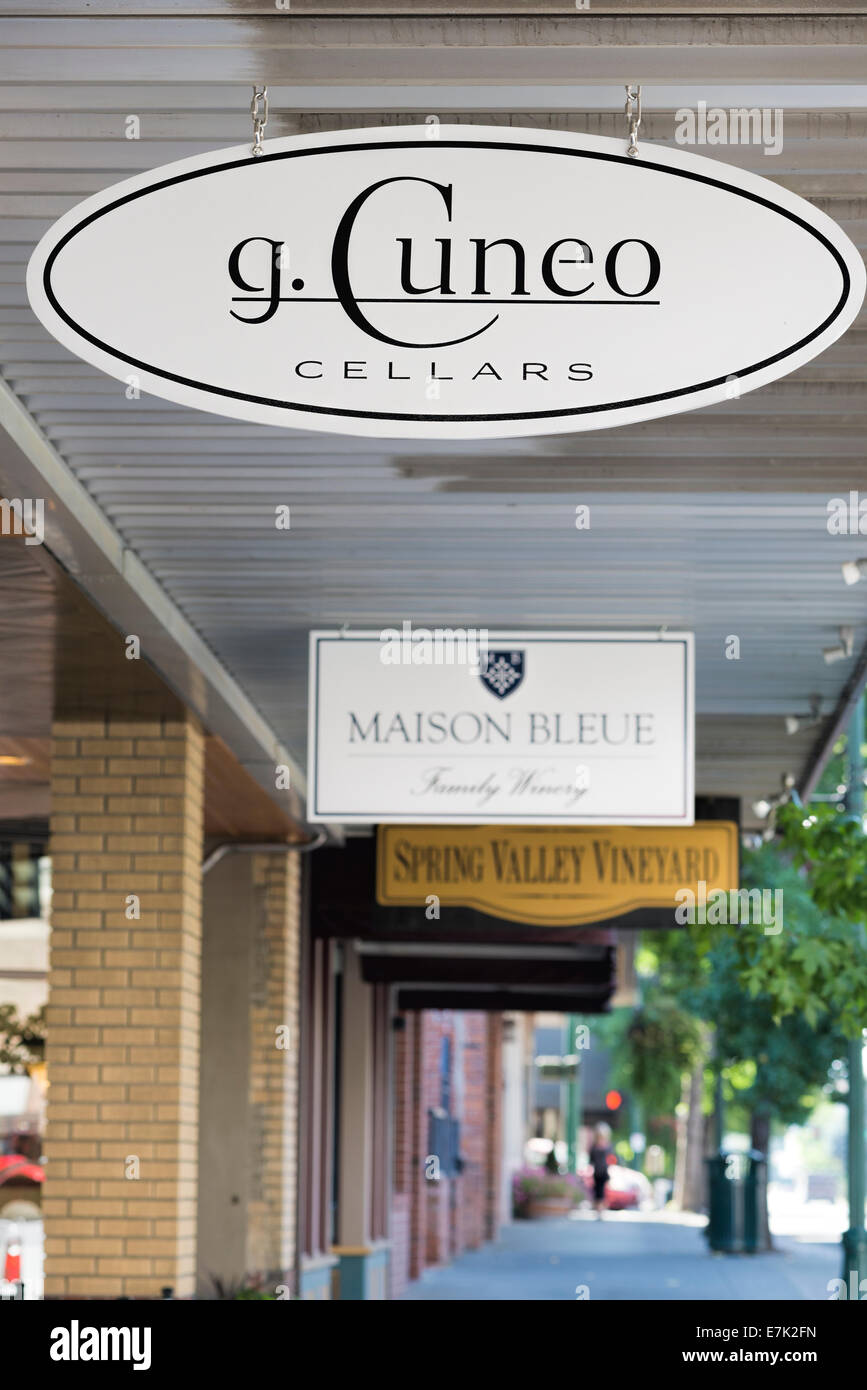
left=480, top=650, right=525, bottom=700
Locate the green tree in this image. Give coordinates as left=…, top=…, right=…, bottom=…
left=742, top=810, right=867, bottom=1038
left=605, top=845, right=851, bottom=1213
left=0, top=1002, right=45, bottom=1072
left=684, top=925, right=845, bottom=1152
left=597, top=994, right=701, bottom=1123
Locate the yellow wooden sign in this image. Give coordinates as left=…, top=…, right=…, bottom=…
left=376, top=823, right=738, bottom=927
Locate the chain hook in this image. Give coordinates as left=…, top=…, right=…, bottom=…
left=251, top=85, right=268, bottom=158
left=625, top=84, right=642, bottom=159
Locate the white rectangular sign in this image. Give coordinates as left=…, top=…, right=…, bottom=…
left=308, top=630, right=694, bottom=825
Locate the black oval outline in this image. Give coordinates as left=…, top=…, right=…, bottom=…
left=41, top=138, right=855, bottom=425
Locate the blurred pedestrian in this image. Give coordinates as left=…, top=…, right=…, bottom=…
left=589, top=1122, right=613, bottom=1217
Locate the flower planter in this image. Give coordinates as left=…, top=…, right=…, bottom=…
left=512, top=1165, right=582, bottom=1220
left=525, top=1194, right=574, bottom=1220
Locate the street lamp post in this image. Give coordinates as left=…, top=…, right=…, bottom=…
left=843, top=694, right=867, bottom=1286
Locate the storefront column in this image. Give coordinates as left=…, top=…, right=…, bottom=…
left=43, top=708, right=204, bottom=1298
left=499, top=1014, right=527, bottom=1229
left=333, top=941, right=390, bottom=1299
left=247, top=851, right=301, bottom=1286
left=389, top=1009, right=414, bottom=1299
left=484, top=1013, right=504, bottom=1240
left=197, top=849, right=301, bottom=1296
left=297, top=936, right=338, bottom=1299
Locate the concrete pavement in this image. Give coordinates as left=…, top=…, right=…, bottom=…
left=400, top=1210, right=841, bottom=1301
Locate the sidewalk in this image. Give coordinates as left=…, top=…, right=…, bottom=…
left=400, top=1210, right=841, bottom=1301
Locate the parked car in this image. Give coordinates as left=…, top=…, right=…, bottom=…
left=580, top=1161, right=652, bottom=1211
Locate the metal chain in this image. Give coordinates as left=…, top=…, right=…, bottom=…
left=625, top=84, right=642, bottom=159
left=251, top=85, right=268, bottom=157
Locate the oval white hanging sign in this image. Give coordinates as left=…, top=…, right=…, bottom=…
left=27, top=124, right=865, bottom=440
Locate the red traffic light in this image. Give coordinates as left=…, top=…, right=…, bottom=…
left=605, top=1089, right=622, bottom=1111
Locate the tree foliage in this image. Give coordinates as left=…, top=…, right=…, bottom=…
left=748, top=806, right=867, bottom=1038
left=686, top=928, right=844, bottom=1128
left=0, top=1003, right=46, bottom=1072
left=604, top=840, right=852, bottom=1137
left=596, top=994, right=701, bottom=1121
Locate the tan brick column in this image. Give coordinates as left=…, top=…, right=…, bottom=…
left=246, top=850, right=301, bottom=1284
left=197, top=848, right=302, bottom=1295
left=44, top=709, right=204, bottom=1298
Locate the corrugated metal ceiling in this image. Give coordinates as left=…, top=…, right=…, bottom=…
left=1, top=6, right=866, bottom=826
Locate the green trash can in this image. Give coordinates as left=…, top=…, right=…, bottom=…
left=705, top=1150, right=767, bottom=1253
left=744, top=1150, right=769, bottom=1253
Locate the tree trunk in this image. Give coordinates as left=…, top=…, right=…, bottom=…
left=749, top=1108, right=773, bottom=1251
left=750, top=1109, right=770, bottom=1154
left=673, top=1073, right=689, bottom=1208
left=674, top=1061, right=707, bottom=1212
left=683, top=1061, right=707, bottom=1211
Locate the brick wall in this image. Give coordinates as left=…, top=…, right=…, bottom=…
left=485, top=1014, right=504, bottom=1240
left=44, top=710, right=204, bottom=1298
left=389, top=1012, right=414, bottom=1298
left=245, top=851, right=301, bottom=1285
left=425, top=1173, right=451, bottom=1265
left=392, top=1007, right=504, bottom=1296
left=389, top=1194, right=411, bottom=1300
left=408, top=1012, right=426, bottom=1282
left=460, top=1012, right=489, bottom=1251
